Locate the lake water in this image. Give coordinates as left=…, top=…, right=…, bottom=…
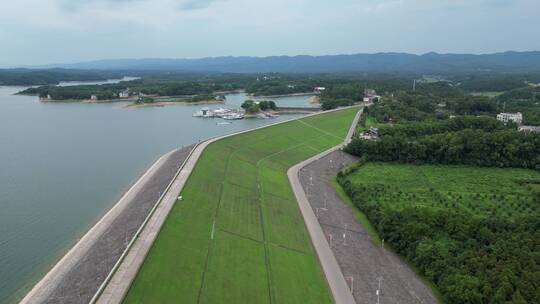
left=0, top=84, right=312, bottom=303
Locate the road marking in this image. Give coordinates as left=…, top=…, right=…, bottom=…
left=297, top=119, right=343, bottom=140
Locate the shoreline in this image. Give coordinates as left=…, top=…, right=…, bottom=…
left=19, top=146, right=195, bottom=304
left=248, top=92, right=319, bottom=98
left=307, top=95, right=321, bottom=104
left=123, top=99, right=224, bottom=108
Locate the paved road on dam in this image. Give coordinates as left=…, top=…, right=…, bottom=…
left=298, top=149, right=438, bottom=304
left=21, top=145, right=195, bottom=304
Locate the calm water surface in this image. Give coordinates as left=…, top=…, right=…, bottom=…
left=0, top=84, right=311, bottom=303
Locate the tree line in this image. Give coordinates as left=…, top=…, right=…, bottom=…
left=338, top=82, right=540, bottom=303
left=347, top=126, right=540, bottom=169
left=338, top=173, right=539, bottom=304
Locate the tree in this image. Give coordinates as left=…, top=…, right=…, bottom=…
left=443, top=274, right=483, bottom=304
left=258, top=100, right=277, bottom=110
left=241, top=100, right=260, bottom=114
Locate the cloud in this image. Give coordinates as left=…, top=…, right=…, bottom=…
left=0, top=0, right=539, bottom=65
left=57, top=0, right=220, bottom=11
left=177, top=0, right=221, bottom=10
left=57, top=0, right=145, bottom=11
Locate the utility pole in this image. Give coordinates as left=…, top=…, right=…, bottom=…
left=346, top=275, right=354, bottom=294
left=377, top=276, right=383, bottom=304
left=413, top=79, right=416, bottom=92
left=328, top=233, right=333, bottom=248
left=343, top=223, right=348, bottom=245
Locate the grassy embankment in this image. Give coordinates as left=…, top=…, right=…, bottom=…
left=123, top=107, right=359, bottom=304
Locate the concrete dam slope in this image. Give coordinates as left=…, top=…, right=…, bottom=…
left=297, top=150, right=438, bottom=304
left=20, top=145, right=195, bottom=304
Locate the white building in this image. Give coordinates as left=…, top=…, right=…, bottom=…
left=119, top=89, right=130, bottom=98
left=497, top=112, right=523, bottom=125
left=363, top=88, right=380, bottom=103
left=360, top=127, right=379, bottom=140
left=90, top=95, right=98, bottom=101
left=314, top=86, right=326, bottom=93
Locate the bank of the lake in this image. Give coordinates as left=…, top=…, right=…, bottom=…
left=0, top=86, right=312, bottom=304
left=122, top=99, right=224, bottom=109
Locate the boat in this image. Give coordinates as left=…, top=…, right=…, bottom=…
left=222, top=113, right=244, bottom=120
left=213, top=108, right=233, bottom=117
left=257, top=112, right=279, bottom=119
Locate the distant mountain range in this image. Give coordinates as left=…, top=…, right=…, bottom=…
left=34, top=51, right=540, bottom=73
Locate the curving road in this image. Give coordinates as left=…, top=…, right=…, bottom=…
left=288, top=104, right=437, bottom=304
left=298, top=150, right=438, bottom=304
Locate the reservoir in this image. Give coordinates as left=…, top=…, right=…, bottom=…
left=0, top=82, right=313, bottom=303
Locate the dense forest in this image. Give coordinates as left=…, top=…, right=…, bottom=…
left=338, top=170, right=540, bottom=304
left=0, top=69, right=124, bottom=85
left=496, top=86, right=540, bottom=125
left=346, top=84, right=540, bottom=169
left=244, top=76, right=315, bottom=96
left=347, top=128, right=540, bottom=169
left=10, top=71, right=540, bottom=125
left=339, top=81, right=540, bottom=303
left=17, top=71, right=415, bottom=101
left=20, top=77, right=232, bottom=100
left=346, top=110, right=540, bottom=169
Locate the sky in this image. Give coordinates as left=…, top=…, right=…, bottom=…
left=1, top=0, right=539, bottom=66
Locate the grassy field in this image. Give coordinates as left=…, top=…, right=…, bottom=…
left=470, top=91, right=504, bottom=98
left=344, top=163, right=540, bottom=219
left=123, top=107, right=359, bottom=304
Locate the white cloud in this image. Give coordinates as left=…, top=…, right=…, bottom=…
left=0, top=0, right=539, bottom=65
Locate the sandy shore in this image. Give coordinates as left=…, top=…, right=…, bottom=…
left=307, top=95, right=321, bottom=104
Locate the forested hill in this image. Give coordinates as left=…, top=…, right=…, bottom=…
left=40, top=51, right=540, bottom=73
left=0, top=69, right=124, bottom=85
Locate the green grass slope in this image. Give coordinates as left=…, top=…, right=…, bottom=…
left=123, top=107, right=359, bottom=304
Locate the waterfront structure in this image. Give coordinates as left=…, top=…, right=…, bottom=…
left=90, top=95, right=98, bottom=101
left=497, top=112, right=523, bottom=125
left=314, top=86, right=326, bottom=93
